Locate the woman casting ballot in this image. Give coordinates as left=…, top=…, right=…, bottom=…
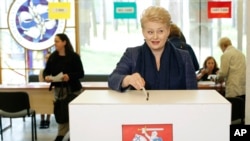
left=108, top=6, right=197, bottom=91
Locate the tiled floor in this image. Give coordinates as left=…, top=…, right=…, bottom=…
left=1, top=115, right=58, bottom=141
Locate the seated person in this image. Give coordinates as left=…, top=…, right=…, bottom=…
left=197, top=56, right=219, bottom=81
left=168, top=23, right=199, bottom=71
left=108, top=6, right=197, bottom=91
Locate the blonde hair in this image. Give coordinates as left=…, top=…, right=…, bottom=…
left=140, top=6, right=171, bottom=28
left=169, top=23, right=181, bottom=38
left=218, top=37, right=232, bottom=47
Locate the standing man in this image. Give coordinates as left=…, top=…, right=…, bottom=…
left=217, top=37, right=246, bottom=98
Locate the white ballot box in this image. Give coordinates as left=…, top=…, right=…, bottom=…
left=69, top=90, right=231, bottom=141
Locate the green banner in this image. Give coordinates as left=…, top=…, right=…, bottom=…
left=114, top=2, right=137, bottom=19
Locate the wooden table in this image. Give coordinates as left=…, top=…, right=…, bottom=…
left=198, top=81, right=225, bottom=96
left=0, top=82, right=109, bottom=114
left=0, top=81, right=225, bottom=114
left=0, top=83, right=53, bottom=114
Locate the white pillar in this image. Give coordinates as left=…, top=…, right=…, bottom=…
left=245, top=0, right=250, bottom=124
left=237, top=0, right=243, bottom=50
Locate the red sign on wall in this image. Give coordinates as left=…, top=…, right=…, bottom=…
left=208, top=1, right=232, bottom=18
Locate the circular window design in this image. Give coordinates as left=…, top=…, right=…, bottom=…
left=8, top=0, right=66, bottom=50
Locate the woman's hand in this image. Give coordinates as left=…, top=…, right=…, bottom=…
left=45, top=76, right=52, bottom=82
left=62, top=74, right=70, bottom=81
left=200, top=68, right=209, bottom=75
left=197, top=68, right=209, bottom=80
left=122, top=73, right=145, bottom=90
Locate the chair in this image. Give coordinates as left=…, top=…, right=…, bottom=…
left=28, top=75, right=39, bottom=82
left=226, top=96, right=245, bottom=124
left=0, top=92, right=37, bottom=141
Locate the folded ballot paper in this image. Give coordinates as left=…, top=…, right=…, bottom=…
left=48, top=72, right=63, bottom=82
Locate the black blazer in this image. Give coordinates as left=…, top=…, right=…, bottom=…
left=43, top=51, right=84, bottom=92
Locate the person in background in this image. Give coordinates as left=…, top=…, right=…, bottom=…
left=43, top=33, right=84, bottom=141
left=168, top=23, right=200, bottom=71
left=38, top=52, right=51, bottom=129
left=108, top=6, right=197, bottom=91
left=196, top=56, right=219, bottom=81
left=217, top=37, right=246, bottom=98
